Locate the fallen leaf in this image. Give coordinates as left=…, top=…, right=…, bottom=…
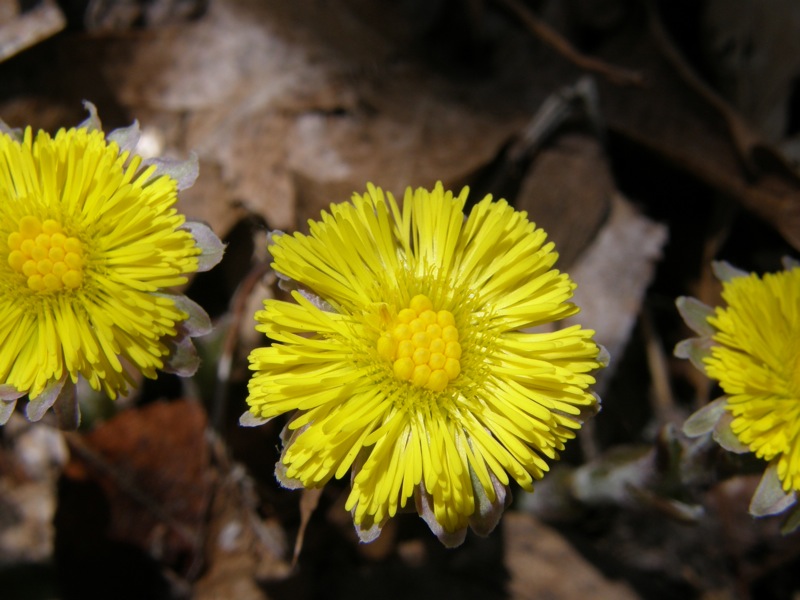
left=515, top=133, right=614, bottom=268
left=503, top=511, right=639, bottom=600
left=564, top=194, right=669, bottom=389
left=59, top=400, right=212, bottom=576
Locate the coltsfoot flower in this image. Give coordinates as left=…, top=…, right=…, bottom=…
left=0, top=103, right=224, bottom=428
left=245, top=182, right=604, bottom=546
left=677, top=259, right=800, bottom=532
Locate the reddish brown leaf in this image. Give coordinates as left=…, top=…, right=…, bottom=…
left=60, top=400, right=212, bottom=575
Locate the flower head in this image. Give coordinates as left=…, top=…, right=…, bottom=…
left=677, top=260, right=800, bottom=528
left=245, top=182, right=603, bottom=545
left=0, top=103, right=223, bottom=428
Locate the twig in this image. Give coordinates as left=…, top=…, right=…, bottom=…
left=493, top=0, right=644, bottom=87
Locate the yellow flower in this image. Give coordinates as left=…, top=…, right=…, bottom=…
left=677, top=260, right=800, bottom=528
left=0, top=104, right=223, bottom=428
left=245, top=182, right=603, bottom=545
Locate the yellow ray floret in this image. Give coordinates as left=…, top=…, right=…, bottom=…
left=703, top=267, right=800, bottom=492
left=247, top=182, right=603, bottom=543
left=0, top=125, right=201, bottom=402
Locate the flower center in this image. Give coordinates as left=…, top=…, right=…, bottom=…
left=377, top=294, right=462, bottom=392
left=7, top=216, right=85, bottom=292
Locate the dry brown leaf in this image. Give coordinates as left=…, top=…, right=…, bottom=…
left=88, top=0, right=582, bottom=236
left=504, top=511, right=639, bottom=600
left=564, top=194, right=668, bottom=389
left=515, top=133, right=613, bottom=268
left=60, top=400, right=212, bottom=575
left=0, top=0, right=64, bottom=63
